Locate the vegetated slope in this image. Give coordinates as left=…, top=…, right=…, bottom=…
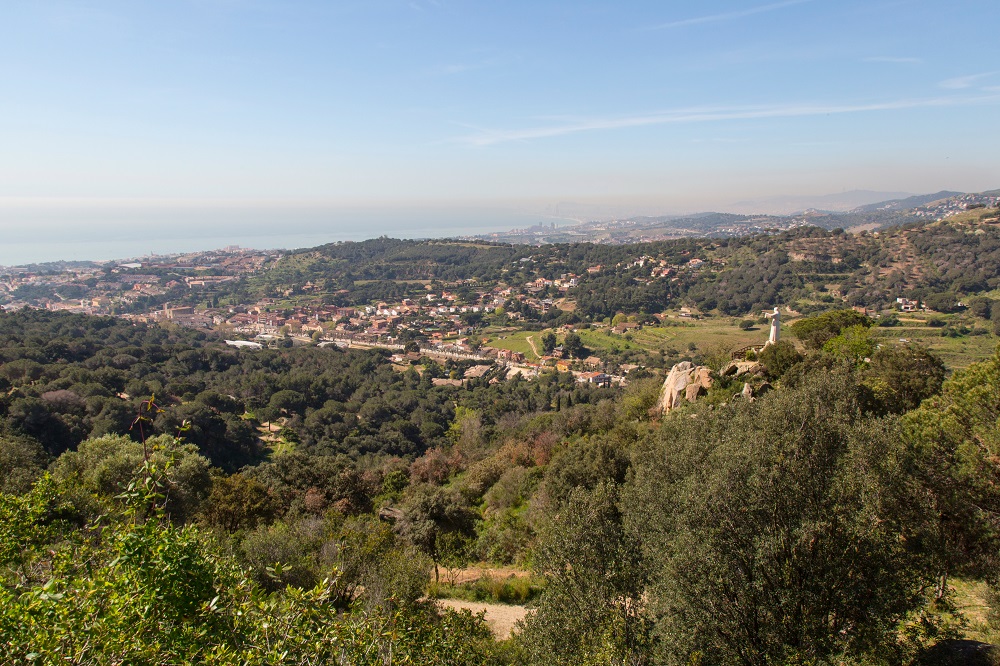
left=220, top=206, right=1000, bottom=320
left=852, top=190, right=964, bottom=213
left=568, top=209, right=1000, bottom=318
left=0, top=310, right=616, bottom=471
left=563, top=189, right=990, bottom=239
left=5, top=285, right=1000, bottom=663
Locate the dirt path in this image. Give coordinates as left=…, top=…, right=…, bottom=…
left=445, top=565, right=532, bottom=585
left=525, top=335, right=540, bottom=359
left=435, top=599, right=531, bottom=639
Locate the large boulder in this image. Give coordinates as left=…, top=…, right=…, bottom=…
left=655, top=362, right=714, bottom=414
left=721, top=360, right=764, bottom=378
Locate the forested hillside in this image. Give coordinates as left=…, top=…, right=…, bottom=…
left=0, top=218, right=1000, bottom=665
left=211, top=207, right=1000, bottom=321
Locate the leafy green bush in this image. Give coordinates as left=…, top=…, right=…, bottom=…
left=626, top=374, right=930, bottom=664
left=879, top=313, right=901, bottom=327
left=428, top=574, right=544, bottom=605
left=0, top=465, right=496, bottom=665
left=756, top=340, right=803, bottom=380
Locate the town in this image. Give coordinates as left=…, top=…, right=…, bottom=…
left=5, top=191, right=1000, bottom=390
left=0, top=242, right=723, bottom=386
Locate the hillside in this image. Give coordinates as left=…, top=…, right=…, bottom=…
left=7, top=204, right=1000, bottom=373
left=6, top=295, right=1000, bottom=663
left=5, top=207, right=1000, bottom=664
left=852, top=190, right=963, bottom=213
left=235, top=205, right=1000, bottom=317
left=466, top=188, right=999, bottom=243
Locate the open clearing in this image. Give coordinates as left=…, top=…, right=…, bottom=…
left=489, top=314, right=998, bottom=373
left=446, top=565, right=532, bottom=585
left=487, top=330, right=541, bottom=360
left=435, top=599, right=531, bottom=639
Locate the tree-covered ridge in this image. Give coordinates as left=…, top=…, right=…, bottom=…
left=5, top=211, right=1000, bottom=361
left=0, top=309, right=613, bottom=465
left=218, top=208, right=1000, bottom=319
left=7, top=289, right=1000, bottom=662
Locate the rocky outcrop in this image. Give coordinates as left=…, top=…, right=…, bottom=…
left=655, top=361, right=714, bottom=414
left=721, top=360, right=764, bottom=378
left=378, top=506, right=405, bottom=523
left=730, top=381, right=772, bottom=404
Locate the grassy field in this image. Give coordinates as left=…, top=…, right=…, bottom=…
left=871, top=310, right=997, bottom=371
left=574, top=324, right=763, bottom=358
left=951, top=578, right=998, bottom=642
left=487, top=330, right=541, bottom=360
left=487, top=314, right=999, bottom=372
left=873, top=326, right=996, bottom=371
left=487, top=319, right=779, bottom=364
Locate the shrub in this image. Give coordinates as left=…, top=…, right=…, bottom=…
left=790, top=309, right=873, bottom=349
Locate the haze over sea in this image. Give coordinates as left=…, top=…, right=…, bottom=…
left=0, top=206, right=568, bottom=267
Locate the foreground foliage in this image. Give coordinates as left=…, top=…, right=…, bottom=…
left=5, top=308, right=1000, bottom=664
left=0, top=466, right=496, bottom=665
left=515, top=364, right=1000, bottom=665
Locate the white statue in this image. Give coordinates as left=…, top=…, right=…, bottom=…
left=765, top=307, right=780, bottom=346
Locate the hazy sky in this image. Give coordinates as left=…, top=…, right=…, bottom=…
left=2, top=0, right=999, bottom=220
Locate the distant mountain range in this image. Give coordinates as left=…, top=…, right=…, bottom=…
left=466, top=189, right=1000, bottom=245
left=726, top=190, right=918, bottom=215
left=850, top=191, right=963, bottom=213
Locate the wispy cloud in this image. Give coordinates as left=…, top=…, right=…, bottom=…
left=939, top=72, right=995, bottom=89
left=863, top=56, right=922, bottom=64
left=648, top=0, right=813, bottom=29
left=690, top=137, right=751, bottom=144
left=455, top=95, right=1000, bottom=146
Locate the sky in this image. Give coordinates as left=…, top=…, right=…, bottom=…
left=1, top=0, right=999, bottom=252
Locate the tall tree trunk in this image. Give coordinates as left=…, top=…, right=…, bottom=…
left=936, top=572, right=949, bottom=601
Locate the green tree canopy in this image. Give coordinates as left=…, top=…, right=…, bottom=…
left=902, top=347, right=1000, bottom=597
left=517, top=482, right=650, bottom=666
left=50, top=434, right=211, bottom=523
left=790, top=309, right=872, bottom=349
left=625, top=374, right=927, bottom=664
left=540, top=332, right=557, bottom=355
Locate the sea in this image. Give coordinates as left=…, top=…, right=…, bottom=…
left=0, top=206, right=572, bottom=267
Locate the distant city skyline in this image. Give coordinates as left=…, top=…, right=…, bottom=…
left=1, top=0, right=998, bottom=234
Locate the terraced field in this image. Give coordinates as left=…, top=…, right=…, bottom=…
left=488, top=312, right=998, bottom=373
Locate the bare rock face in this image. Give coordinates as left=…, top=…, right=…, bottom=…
left=655, top=362, right=714, bottom=414
left=721, top=360, right=763, bottom=378
left=694, top=366, right=713, bottom=389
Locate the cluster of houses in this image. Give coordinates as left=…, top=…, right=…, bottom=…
left=3, top=245, right=684, bottom=389
left=625, top=253, right=724, bottom=283
left=912, top=193, right=1000, bottom=219
left=525, top=273, right=580, bottom=294
left=1, top=247, right=275, bottom=315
